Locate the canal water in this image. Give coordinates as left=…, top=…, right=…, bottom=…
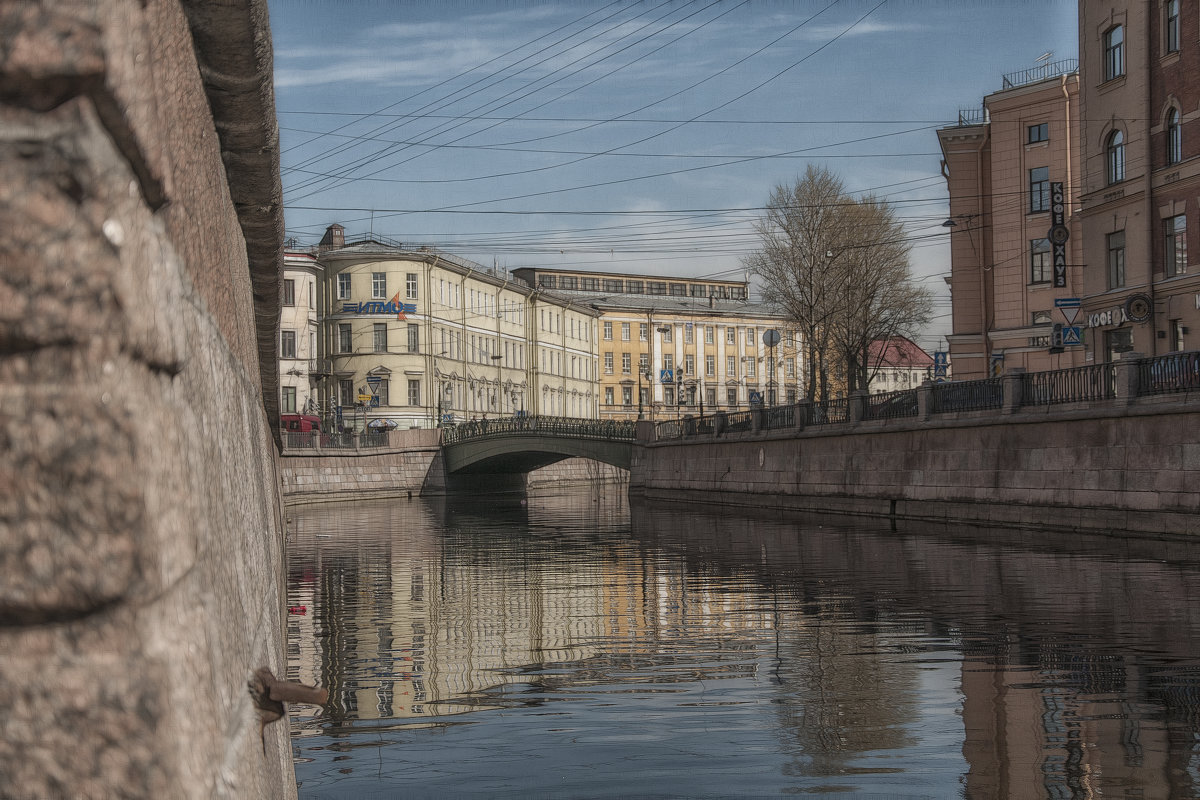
left=286, top=487, right=1200, bottom=798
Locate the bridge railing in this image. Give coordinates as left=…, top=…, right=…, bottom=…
left=441, top=414, right=637, bottom=445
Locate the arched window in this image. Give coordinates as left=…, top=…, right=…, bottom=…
left=1107, top=130, right=1125, bottom=184
left=1167, top=108, right=1182, bottom=165
left=1104, top=25, right=1124, bottom=80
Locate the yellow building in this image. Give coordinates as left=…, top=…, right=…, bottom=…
left=511, top=267, right=798, bottom=420
left=305, top=225, right=599, bottom=429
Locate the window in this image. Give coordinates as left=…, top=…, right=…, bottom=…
left=281, top=386, right=296, bottom=413
left=373, top=323, right=387, bottom=353
left=690, top=284, right=707, bottom=297
left=704, top=326, right=714, bottom=344
left=639, top=387, right=648, bottom=406
left=283, top=279, right=295, bottom=306
left=603, top=321, right=613, bottom=340
left=785, top=359, right=795, bottom=379
left=1105, top=328, right=1133, bottom=362
left=1104, top=25, right=1124, bottom=81
left=622, top=353, right=631, bottom=374
left=604, top=352, right=613, bottom=373
left=626, top=280, right=643, bottom=294
left=746, top=327, right=756, bottom=346
left=408, top=379, right=421, bottom=406
left=726, top=388, right=737, bottom=407
left=663, top=354, right=673, bottom=373
left=539, top=275, right=556, bottom=289
left=603, top=279, right=623, bottom=293
left=705, top=355, right=715, bottom=377
left=339, top=379, right=354, bottom=408
left=621, top=322, right=630, bottom=341
left=661, top=326, right=673, bottom=343
left=685, top=354, right=694, bottom=375
left=639, top=323, right=648, bottom=340
left=1166, top=0, right=1180, bottom=53
left=605, top=387, right=614, bottom=405
left=406, top=273, right=418, bottom=300
left=1165, top=214, right=1187, bottom=276
left=647, top=282, right=667, bottom=295
left=372, top=272, right=386, bottom=299
left=727, top=355, right=737, bottom=375
left=1029, top=166, right=1050, bottom=212
left=337, top=273, right=351, bottom=300
left=664, top=387, right=675, bottom=405
left=669, top=283, right=686, bottom=297
left=1028, top=123, right=1049, bottom=144
left=581, top=277, right=599, bottom=291
left=280, top=330, right=296, bottom=359
left=622, top=387, right=632, bottom=406
left=684, top=324, right=693, bottom=344
left=639, top=353, right=649, bottom=373
left=1107, top=131, right=1125, bottom=184
left=559, top=275, right=577, bottom=290
left=338, top=323, right=352, bottom=354
left=1030, top=238, right=1052, bottom=283
left=746, top=359, right=756, bottom=378
left=407, top=323, right=419, bottom=353
left=786, top=389, right=797, bottom=404
left=705, top=387, right=716, bottom=407
left=1167, top=108, right=1182, bottom=165
left=374, top=379, right=389, bottom=407
left=726, top=327, right=736, bottom=345
left=309, top=282, right=314, bottom=309
left=1172, top=319, right=1185, bottom=352
left=1107, top=230, right=1126, bottom=289
left=1032, top=310, right=1053, bottom=325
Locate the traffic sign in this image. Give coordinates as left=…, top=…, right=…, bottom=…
left=1054, top=297, right=1081, bottom=307
left=1062, top=326, right=1082, bottom=346
left=659, top=368, right=674, bottom=383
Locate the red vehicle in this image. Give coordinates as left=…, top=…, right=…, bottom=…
left=280, top=414, right=322, bottom=433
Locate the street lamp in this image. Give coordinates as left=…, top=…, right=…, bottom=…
left=637, top=370, right=651, bottom=419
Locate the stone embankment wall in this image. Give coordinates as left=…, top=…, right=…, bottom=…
left=630, top=401, right=1200, bottom=538
left=279, top=430, right=626, bottom=503
left=2, top=2, right=292, bottom=798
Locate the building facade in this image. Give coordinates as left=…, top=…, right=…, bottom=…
left=511, top=267, right=797, bottom=420
left=1077, top=1, right=1199, bottom=362
left=866, top=337, right=937, bottom=394
left=280, top=251, right=324, bottom=415
left=296, top=226, right=600, bottom=430
left=939, top=63, right=1086, bottom=379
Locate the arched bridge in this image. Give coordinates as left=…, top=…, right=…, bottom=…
left=441, top=416, right=637, bottom=475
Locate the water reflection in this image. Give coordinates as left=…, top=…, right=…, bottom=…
left=287, top=489, right=1200, bottom=798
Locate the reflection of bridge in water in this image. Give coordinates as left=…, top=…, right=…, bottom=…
left=441, top=415, right=637, bottom=475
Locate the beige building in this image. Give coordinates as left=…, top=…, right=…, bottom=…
left=302, top=225, right=599, bottom=430
left=511, top=267, right=797, bottom=420
left=280, top=251, right=323, bottom=415
left=939, top=62, right=1086, bottom=379
left=1077, top=1, right=1198, bottom=362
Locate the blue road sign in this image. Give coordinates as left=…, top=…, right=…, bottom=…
left=1062, top=326, right=1083, bottom=346
left=659, top=368, right=674, bottom=383
left=933, top=351, right=948, bottom=366
left=1054, top=297, right=1081, bottom=308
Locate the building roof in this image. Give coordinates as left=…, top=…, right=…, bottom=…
left=536, top=288, right=784, bottom=320
left=868, top=336, right=934, bottom=369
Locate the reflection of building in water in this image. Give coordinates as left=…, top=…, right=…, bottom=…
left=961, top=643, right=1199, bottom=798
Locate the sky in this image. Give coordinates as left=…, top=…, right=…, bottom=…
left=269, top=0, right=1079, bottom=351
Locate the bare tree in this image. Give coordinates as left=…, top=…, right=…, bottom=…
left=744, top=167, right=932, bottom=401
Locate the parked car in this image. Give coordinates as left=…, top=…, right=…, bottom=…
left=281, top=414, right=322, bottom=433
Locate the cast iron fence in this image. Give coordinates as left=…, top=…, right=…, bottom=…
left=1021, top=363, right=1114, bottom=405
left=930, top=378, right=1002, bottom=413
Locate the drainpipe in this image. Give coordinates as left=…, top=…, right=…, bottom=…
left=1144, top=34, right=1157, bottom=358
left=975, top=128, right=991, bottom=373
left=424, top=256, right=438, bottom=427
